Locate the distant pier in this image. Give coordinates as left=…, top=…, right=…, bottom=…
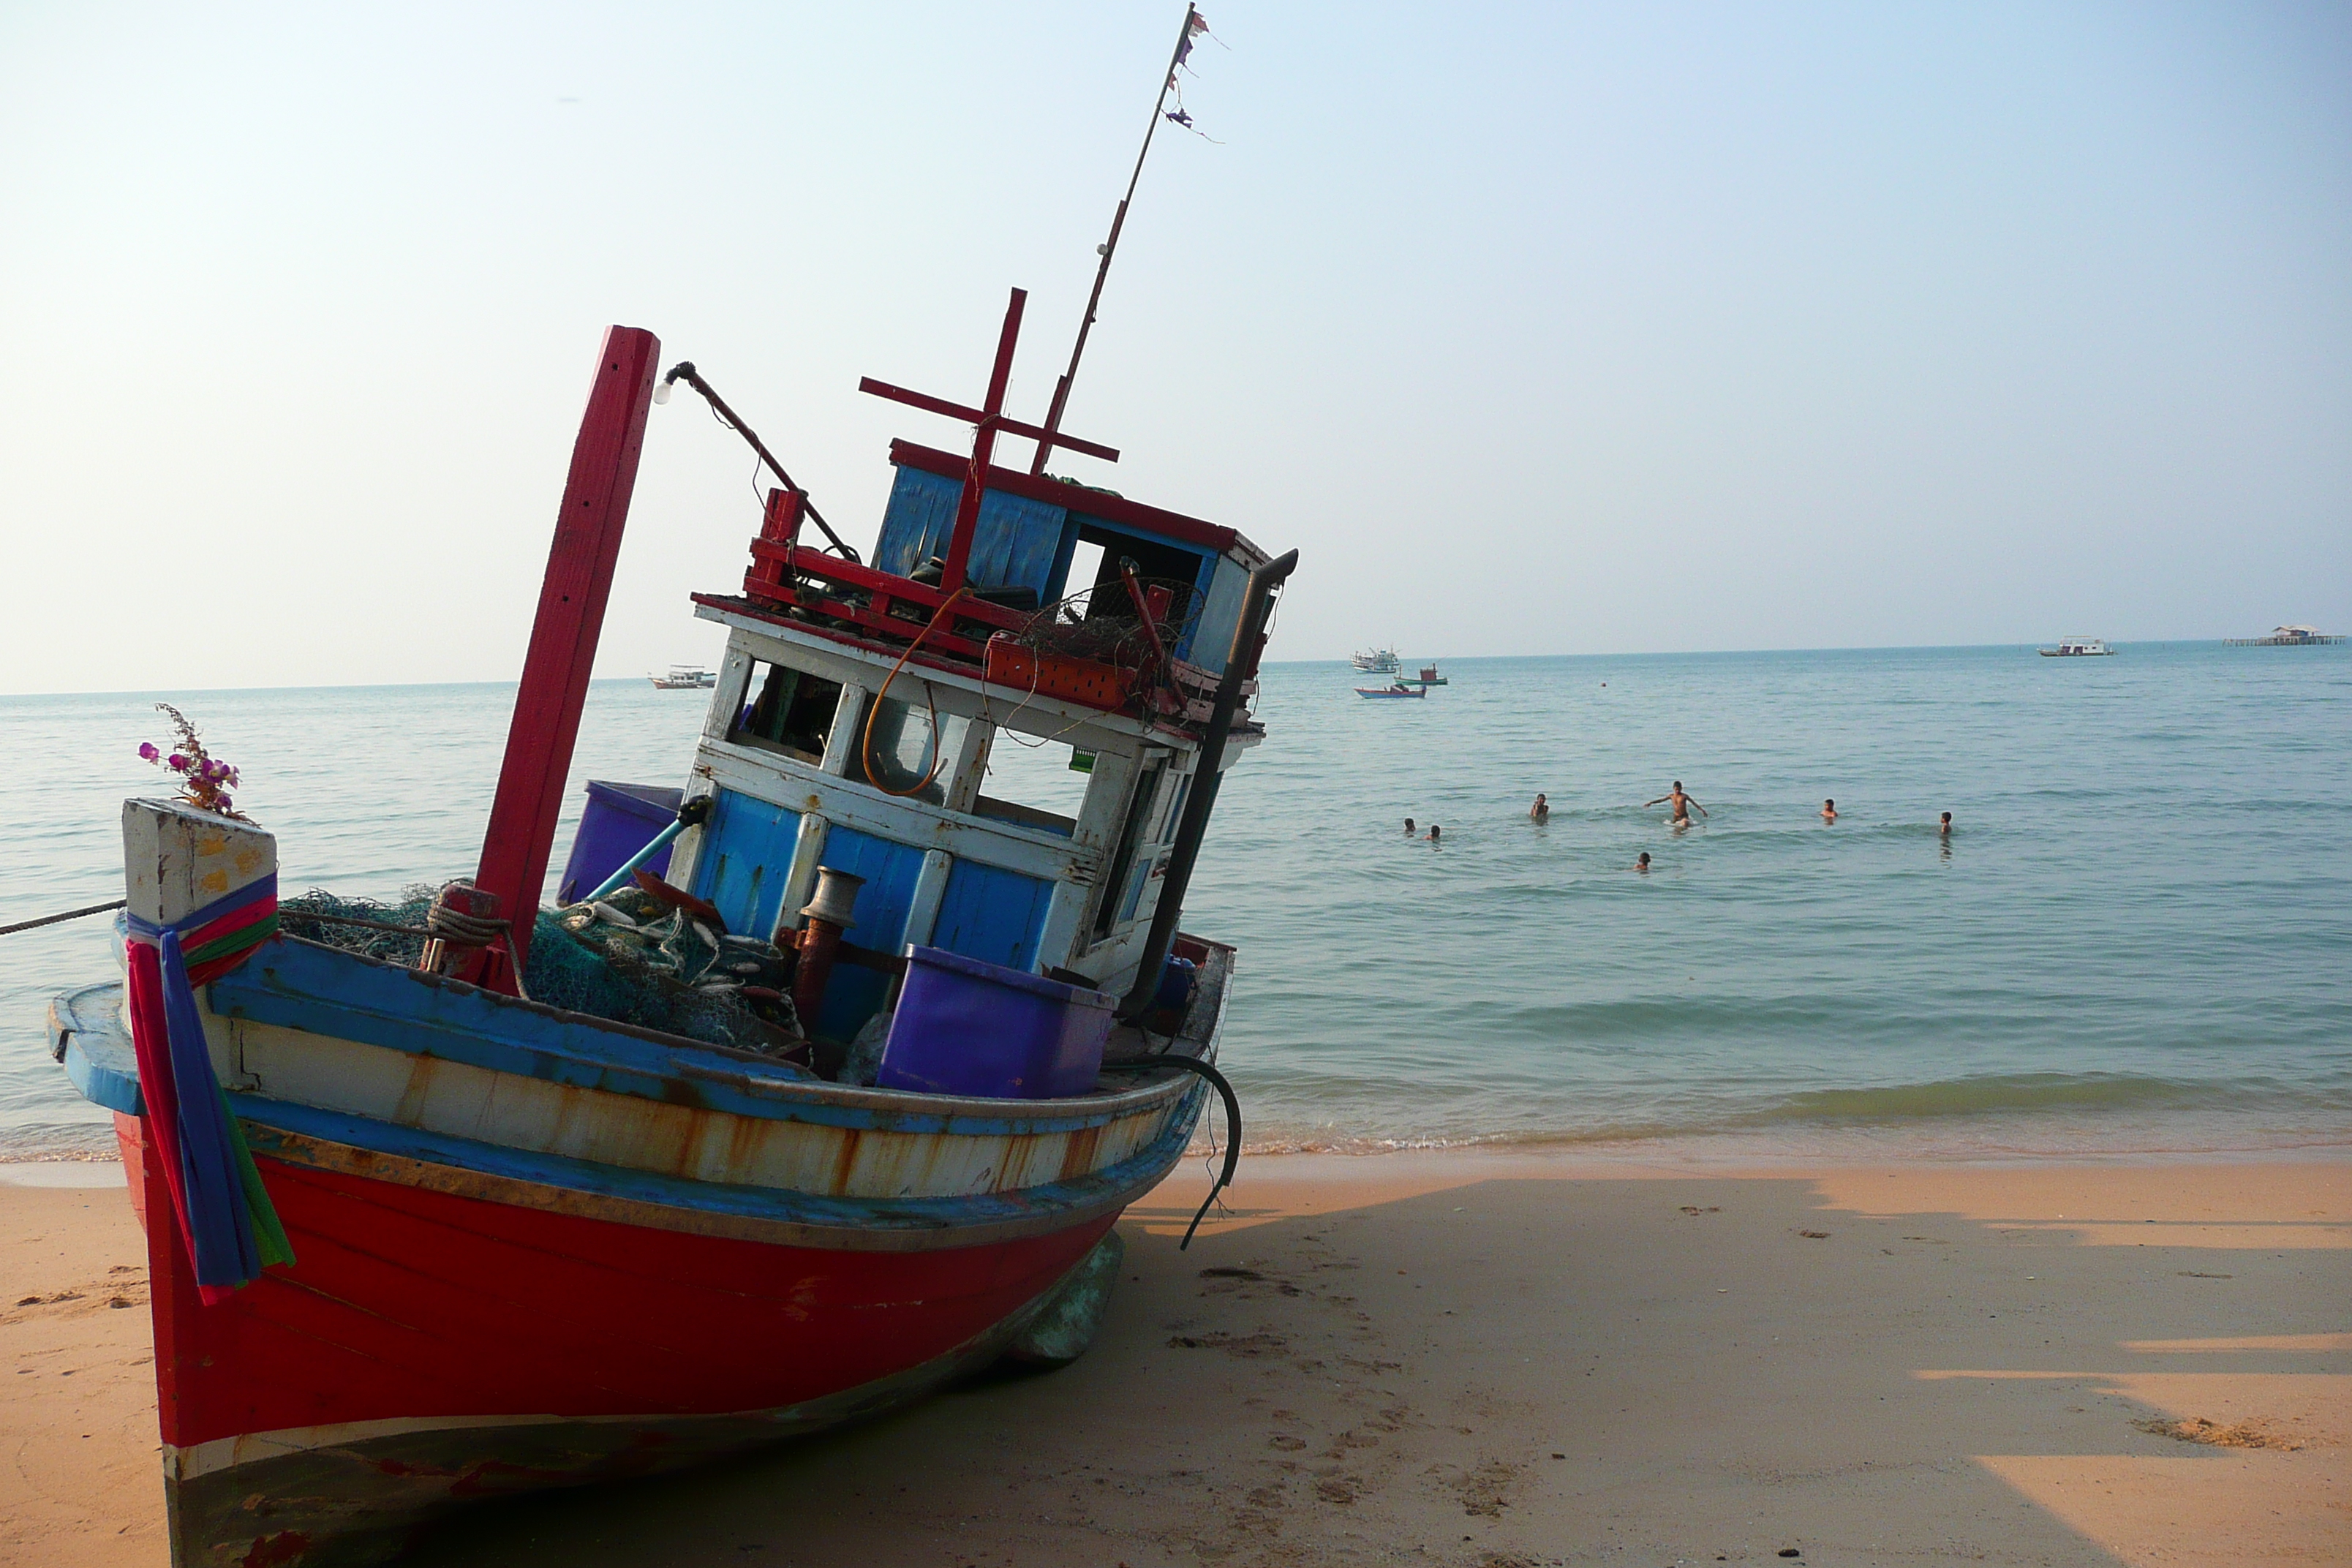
left=2226, top=625, right=2342, bottom=647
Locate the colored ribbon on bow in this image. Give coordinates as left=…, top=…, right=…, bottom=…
left=124, top=873, right=295, bottom=1301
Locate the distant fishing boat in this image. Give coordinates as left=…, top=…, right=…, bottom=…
left=1351, top=647, right=1401, bottom=673
left=1355, top=682, right=1425, bottom=699
left=2225, top=625, right=2342, bottom=647
left=41, top=12, right=1292, bottom=1563
left=649, top=663, right=719, bottom=688
left=1396, top=663, right=1447, bottom=687
left=2038, top=637, right=2114, bottom=657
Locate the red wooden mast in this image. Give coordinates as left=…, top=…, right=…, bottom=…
left=468, top=325, right=661, bottom=992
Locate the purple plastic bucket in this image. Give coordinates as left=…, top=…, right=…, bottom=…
left=877, top=946, right=1115, bottom=1100
left=557, top=781, right=682, bottom=905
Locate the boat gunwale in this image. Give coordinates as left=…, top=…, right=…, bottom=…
left=75, top=931, right=1228, bottom=1136
left=233, top=1087, right=1202, bottom=1249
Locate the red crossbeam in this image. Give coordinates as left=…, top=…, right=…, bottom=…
left=856, top=378, right=1120, bottom=465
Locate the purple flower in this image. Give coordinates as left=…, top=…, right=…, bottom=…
left=215, top=794, right=233, bottom=810
left=167, top=754, right=189, bottom=772
left=138, top=742, right=160, bottom=761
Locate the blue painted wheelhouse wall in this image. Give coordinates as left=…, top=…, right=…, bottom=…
left=932, top=860, right=1054, bottom=974
left=693, top=786, right=1059, bottom=1042
left=875, top=466, right=1243, bottom=667
left=697, top=791, right=802, bottom=939
left=875, top=469, right=1077, bottom=606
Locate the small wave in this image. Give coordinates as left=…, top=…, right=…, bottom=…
left=1742, top=1071, right=2239, bottom=1125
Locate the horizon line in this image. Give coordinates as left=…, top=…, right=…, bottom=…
left=1, top=636, right=2329, bottom=701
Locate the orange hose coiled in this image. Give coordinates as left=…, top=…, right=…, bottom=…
left=860, top=587, right=973, bottom=798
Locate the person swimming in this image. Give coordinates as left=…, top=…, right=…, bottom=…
left=1427, top=823, right=1442, bottom=844
left=1404, top=817, right=1416, bottom=834
left=1821, top=798, right=1837, bottom=822
left=1939, top=811, right=1953, bottom=834
left=1635, top=851, right=1651, bottom=872
left=1643, top=781, right=1707, bottom=826
left=1530, top=794, right=1549, bottom=821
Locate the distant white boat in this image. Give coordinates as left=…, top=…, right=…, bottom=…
left=649, top=664, right=718, bottom=688
left=2038, top=637, right=2113, bottom=657
left=1351, top=647, right=1401, bottom=673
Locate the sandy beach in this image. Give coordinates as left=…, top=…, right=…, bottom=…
left=3, top=1148, right=2344, bottom=1567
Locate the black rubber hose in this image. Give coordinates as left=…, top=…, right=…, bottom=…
left=1100, top=1053, right=1240, bottom=1249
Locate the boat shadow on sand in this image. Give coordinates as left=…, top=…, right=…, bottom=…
left=385, top=1165, right=2345, bottom=1567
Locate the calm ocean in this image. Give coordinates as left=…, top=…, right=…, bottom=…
left=4, top=643, right=2346, bottom=1161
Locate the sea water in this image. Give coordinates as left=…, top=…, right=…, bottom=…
left=3, top=643, right=2346, bottom=1161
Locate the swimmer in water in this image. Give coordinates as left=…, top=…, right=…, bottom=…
left=1939, top=811, right=1953, bottom=835
left=1821, top=798, right=1837, bottom=822
left=1643, top=781, right=1707, bottom=826
left=1404, top=817, right=1416, bottom=835
left=1530, top=794, right=1548, bottom=821
left=1427, top=823, right=1442, bottom=844
left=1635, top=851, right=1651, bottom=872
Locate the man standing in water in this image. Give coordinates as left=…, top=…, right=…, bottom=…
left=1940, top=811, right=1953, bottom=835
left=1643, top=781, right=1707, bottom=826
left=1821, top=799, right=1838, bottom=822
left=1530, top=794, right=1549, bottom=821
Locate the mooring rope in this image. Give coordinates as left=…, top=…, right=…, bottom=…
left=0, top=900, right=128, bottom=938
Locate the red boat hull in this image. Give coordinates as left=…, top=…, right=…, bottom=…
left=116, top=1115, right=1115, bottom=1567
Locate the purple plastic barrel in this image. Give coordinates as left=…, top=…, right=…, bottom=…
left=557, top=781, right=682, bottom=905
left=877, top=946, right=1115, bottom=1100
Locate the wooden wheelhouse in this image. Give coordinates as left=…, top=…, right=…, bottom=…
left=663, top=287, right=1279, bottom=1044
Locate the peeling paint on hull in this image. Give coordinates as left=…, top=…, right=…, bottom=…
left=123, top=1115, right=1128, bottom=1567
left=61, top=935, right=1232, bottom=1568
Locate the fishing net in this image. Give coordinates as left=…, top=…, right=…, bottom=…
left=1008, top=575, right=1202, bottom=673
left=279, top=886, right=804, bottom=1060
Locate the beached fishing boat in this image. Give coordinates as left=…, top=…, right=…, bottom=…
left=1354, top=682, right=1425, bottom=699
left=648, top=663, right=718, bottom=688
left=2038, top=636, right=2114, bottom=657
left=48, top=312, right=1286, bottom=1565
left=40, top=18, right=1291, bottom=1562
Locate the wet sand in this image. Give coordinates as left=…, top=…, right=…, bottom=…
left=3, top=1150, right=2345, bottom=1567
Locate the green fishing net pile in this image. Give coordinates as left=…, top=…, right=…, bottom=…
left=278, top=886, right=800, bottom=1058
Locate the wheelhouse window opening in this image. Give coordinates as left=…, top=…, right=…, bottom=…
left=854, top=690, right=970, bottom=807
left=1156, top=770, right=1193, bottom=844
left=1059, top=538, right=1105, bottom=607
left=1093, top=754, right=1169, bottom=941
left=1071, top=525, right=1202, bottom=611
left=728, top=660, right=845, bottom=764
left=973, top=732, right=1087, bottom=837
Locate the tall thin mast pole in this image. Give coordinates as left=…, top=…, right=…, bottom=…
left=1030, top=4, right=1198, bottom=475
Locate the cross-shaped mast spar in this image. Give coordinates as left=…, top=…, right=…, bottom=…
left=858, top=287, right=1119, bottom=597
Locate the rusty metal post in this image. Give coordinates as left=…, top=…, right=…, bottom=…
left=791, top=867, right=867, bottom=1033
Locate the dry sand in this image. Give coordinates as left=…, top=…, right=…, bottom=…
left=2, top=1150, right=2345, bottom=1567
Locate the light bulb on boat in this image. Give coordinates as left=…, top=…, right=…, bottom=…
left=652, top=380, right=671, bottom=405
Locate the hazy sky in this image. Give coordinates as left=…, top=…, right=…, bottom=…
left=2, top=2, right=2345, bottom=693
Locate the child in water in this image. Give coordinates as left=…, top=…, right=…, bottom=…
left=1635, top=852, right=1651, bottom=872
left=1821, top=799, right=1837, bottom=822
